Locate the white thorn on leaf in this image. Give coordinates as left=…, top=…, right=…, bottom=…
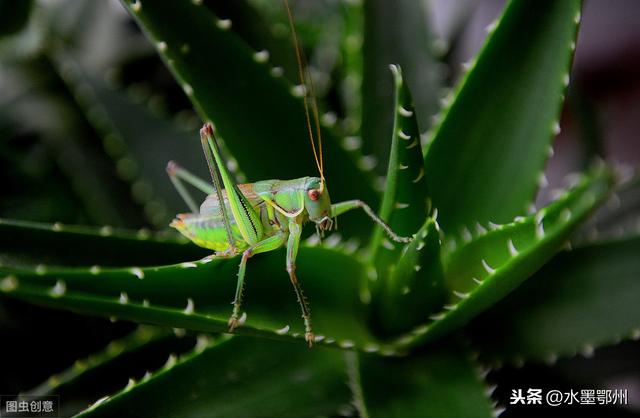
left=119, top=292, right=129, bottom=304
left=358, top=155, right=378, bottom=171
left=51, top=280, right=66, bottom=297
left=276, top=325, right=290, bottom=335
left=90, top=265, right=100, bottom=275
left=164, top=354, right=177, bottom=368
left=238, top=312, right=247, bottom=325
left=183, top=84, right=194, bottom=96
left=581, top=344, right=595, bottom=358
left=395, top=202, right=410, bottom=210
left=130, top=267, right=144, bottom=279
left=1, top=275, right=18, bottom=292
left=406, top=139, right=419, bottom=149
left=339, top=340, right=355, bottom=349
left=398, top=130, right=411, bottom=140
left=413, top=167, right=425, bottom=183
left=91, top=396, right=110, bottom=409
left=100, top=225, right=113, bottom=236
left=184, top=298, right=195, bottom=315
left=270, top=66, right=284, bottom=77
left=473, top=277, right=483, bottom=285
left=216, top=18, right=232, bottom=30
left=453, top=290, right=469, bottom=299
left=364, top=344, right=380, bottom=353
left=399, top=106, right=413, bottom=117
left=253, top=50, right=269, bottom=63
left=485, top=20, right=498, bottom=33
left=343, top=136, right=361, bottom=151
left=181, top=262, right=197, bottom=269
left=429, top=313, right=446, bottom=321
left=157, top=41, right=167, bottom=52
left=538, top=173, right=549, bottom=188
left=507, top=239, right=519, bottom=256
left=552, top=122, right=561, bottom=135
left=481, top=259, right=496, bottom=274
left=461, top=227, right=472, bottom=242
left=475, top=222, right=487, bottom=235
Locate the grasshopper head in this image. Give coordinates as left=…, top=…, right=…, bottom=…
left=304, top=177, right=333, bottom=232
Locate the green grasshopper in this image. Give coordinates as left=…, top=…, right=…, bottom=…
left=166, top=1, right=412, bottom=346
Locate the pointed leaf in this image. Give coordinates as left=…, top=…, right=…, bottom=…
left=0, top=218, right=206, bottom=267
left=368, top=65, right=430, bottom=268
left=469, top=237, right=640, bottom=364
left=76, top=336, right=351, bottom=418
left=375, top=218, right=446, bottom=334
left=0, top=236, right=399, bottom=353
left=348, top=341, right=494, bottom=418
left=392, top=167, right=612, bottom=349
left=424, top=0, right=582, bottom=232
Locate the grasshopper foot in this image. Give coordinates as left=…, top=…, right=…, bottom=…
left=305, top=331, right=315, bottom=347
left=227, top=316, right=238, bottom=333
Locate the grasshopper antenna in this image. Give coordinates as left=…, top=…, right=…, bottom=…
left=284, top=0, right=324, bottom=190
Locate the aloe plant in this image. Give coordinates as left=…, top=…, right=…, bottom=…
left=1, top=0, right=639, bottom=416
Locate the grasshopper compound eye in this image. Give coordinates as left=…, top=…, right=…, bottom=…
left=308, top=189, right=320, bottom=201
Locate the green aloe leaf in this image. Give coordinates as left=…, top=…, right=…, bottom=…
left=75, top=336, right=351, bottom=418
left=25, top=326, right=197, bottom=417
left=0, top=223, right=400, bottom=352
left=348, top=341, right=494, bottom=418
left=28, top=326, right=171, bottom=396
left=368, top=65, right=430, bottom=267
left=119, top=0, right=378, bottom=217
left=0, top=218, right=206, bottom=267
left=469, top=237, right=640, bottom=364
left=424, top=0, right=582, bottom=232
left=393, top=167, right=612, bottom=349
left=376, top=218, right=446, bottom=334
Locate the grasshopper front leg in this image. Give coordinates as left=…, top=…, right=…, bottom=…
left=331, top=200, right=413, bottom=243
left=285, top=220, right=314, bottom=346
